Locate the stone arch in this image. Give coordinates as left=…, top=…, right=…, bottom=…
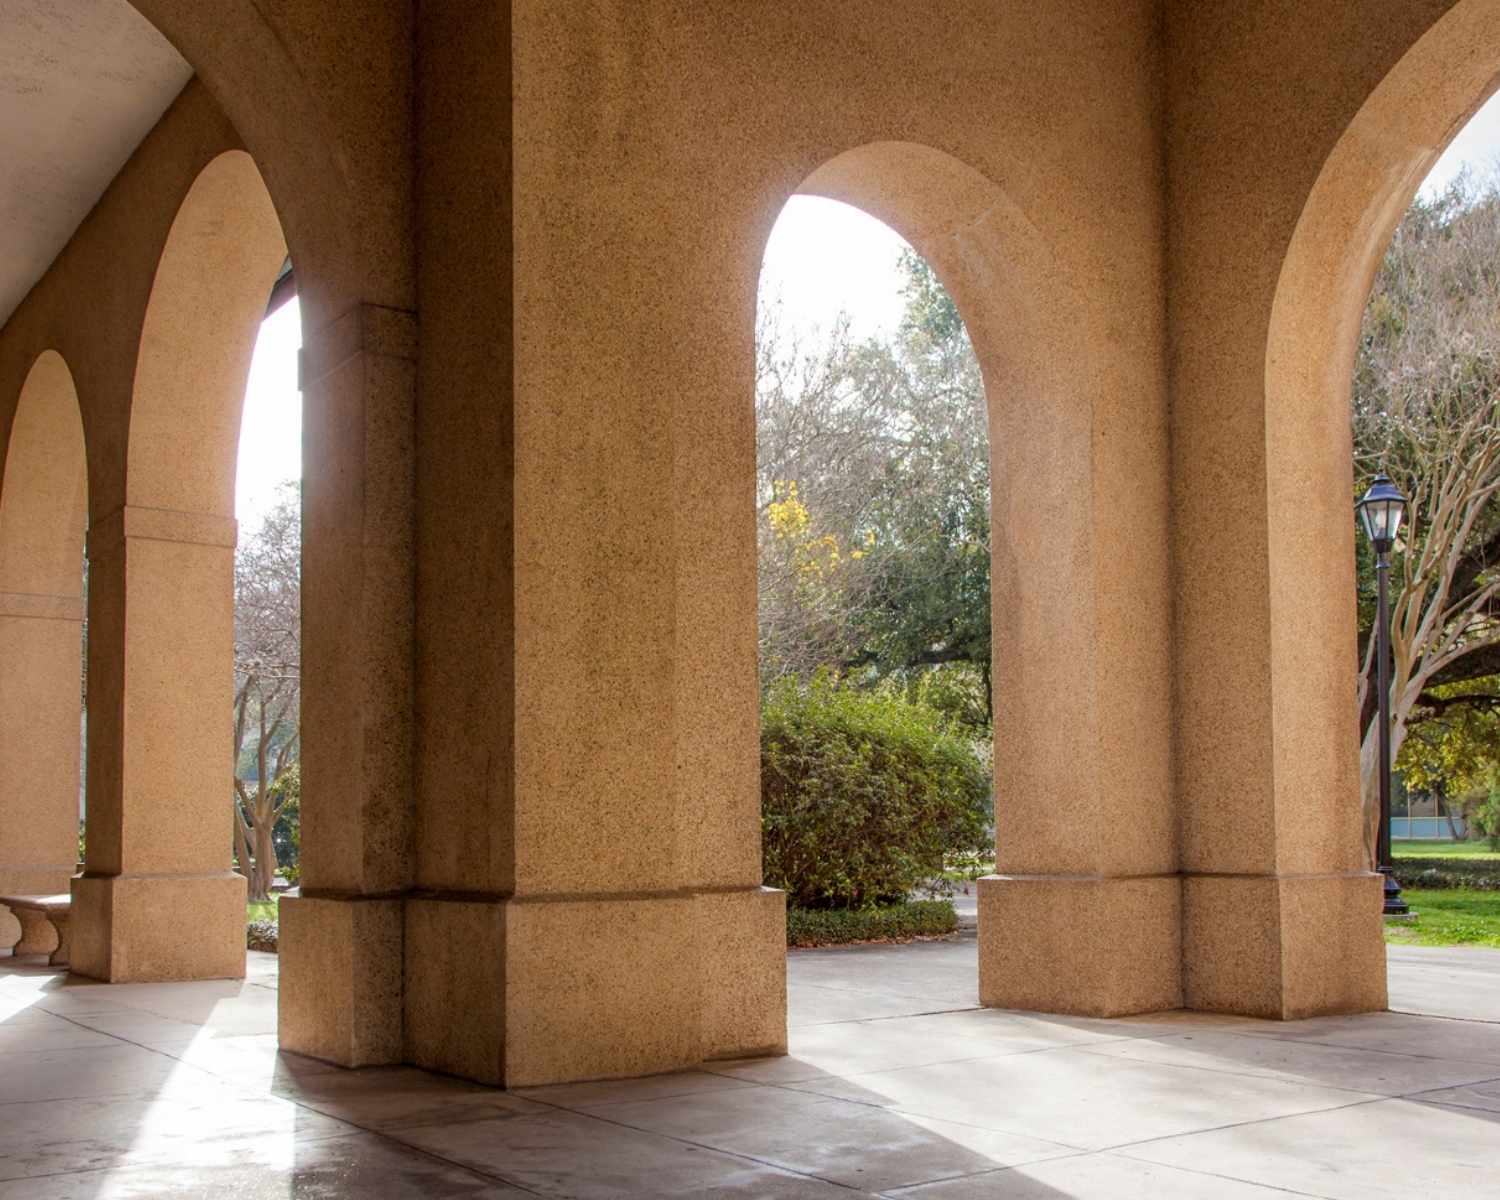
left=1, top=352, right=88, bottom=597
left=127, top=148, right=287, bottom=517
left=125, top=0, right=410, bottom=316
left=736, top=141, right=1177, bottom=1015
left=72, top=148, right=288, bottom=982
left=776, top=142, right=1100, bottom=867
left=0, top=351, right=88, bottom=945
left=1264, top=0, right=1500, bottom=872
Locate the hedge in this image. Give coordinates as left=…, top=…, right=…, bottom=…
left=1392, top=857, right=1500, bottom=891
left=762, top=674, right=990, bottom=909
left=787, top=899, right=958, bottom=947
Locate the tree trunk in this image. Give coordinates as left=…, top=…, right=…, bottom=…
left=251, top=816, right=276, bottom=903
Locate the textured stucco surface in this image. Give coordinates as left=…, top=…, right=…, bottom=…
left=69, top=870, right=244, bottom=982
left=978, top=875, right=1183, bottom=1016
left=279, top=895, right=403, bottom=1067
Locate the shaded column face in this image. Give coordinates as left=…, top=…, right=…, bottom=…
left=70, top=505, right=246, bottom=982
left=278, top=301, right=416, bottom=1071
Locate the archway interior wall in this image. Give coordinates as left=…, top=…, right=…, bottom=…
left=1265, top=0, right=1500, bottom=874
left=1165, top=0, right=1500, bottom=1017
left=0, top=351, right=87, bottom=944
left=798, top=142, right=1142, bottom=878
left=126, top=150, right=286, bottom=518
left=0, top=81, right=251, bottom=966
left=128, top=0, right=415, bottom=320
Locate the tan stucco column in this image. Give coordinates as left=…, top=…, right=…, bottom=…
left=395, top=2, right=786, bottom=1088
left=0, top=590, right=82, bottom=946
left=1162, top=0, right=1398, bottom=1021
left=70, top=505, right=246, bottom=981
left=277, top=303, right=416, bottom=1069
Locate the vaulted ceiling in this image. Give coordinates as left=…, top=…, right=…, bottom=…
left=0, top=0, right=190, bottom=327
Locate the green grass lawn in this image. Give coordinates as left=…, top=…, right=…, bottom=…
left=246, top=898, right=279, bottom=923
left=1384, top=888, right=1500, bottom=948
left=1392, top=838, right=1499, bottom=859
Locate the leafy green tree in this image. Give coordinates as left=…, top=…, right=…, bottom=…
left=1353, top=174, right=1500, bottom=855
left=760, top=673, right=991, bottom=909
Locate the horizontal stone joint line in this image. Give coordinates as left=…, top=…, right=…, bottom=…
left=292, top=888, right=409, bottom=902
left=984, top=872, right=1180, bottom=882
left=0, top=590, right=84, bottom=620
left=87, top=504, right=237, bottom=556
left=297, top=884, right=768, bottom=904
left=1180, top=870, right=1381, bottom=881
left=299, top=301, right=418, bottom=388
left=75, top=869, right=243, bottom=881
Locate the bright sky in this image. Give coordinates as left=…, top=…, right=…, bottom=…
left=1421, top=90, right=1500, bottom=198
left=236, top=297, right=301, bottom=531
left=235, top=109, right=1500, bottom=533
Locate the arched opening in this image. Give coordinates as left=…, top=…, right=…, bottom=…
left=1265, top=0, right=1500, bottom=1015
left=742, top=142, right=1177, bottom=1018
left=72, top=148, right=292, bottom=982
left=756, top=195, right=994, bottom=973
left=0, top=351, right=87, bottom=952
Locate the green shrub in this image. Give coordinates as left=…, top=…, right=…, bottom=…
left=787, top=900, right=957, bottom=947
left=1393, top=857, right=1500, bottom=891
left=762, top=674, right=990, bottom=909
left=271, top=765, right=301, bottom=885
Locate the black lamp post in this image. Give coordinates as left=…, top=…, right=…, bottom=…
left=1357, top=473, right=1410, bottom=917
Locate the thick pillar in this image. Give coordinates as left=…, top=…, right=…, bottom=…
left=965, top=230, right=1180, bottom=1020
left=278, top=302, right=416, bottom=1068
left=71, top=505, right=245, bottom=981
left=1162, top=0, right=1395, bottom=1019
left=395, top=1, right=787, bottom=1089
left=0, top=590, right=82, bottom=946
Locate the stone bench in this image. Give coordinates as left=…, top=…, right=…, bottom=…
left=0, top=894, right=70, bottom=967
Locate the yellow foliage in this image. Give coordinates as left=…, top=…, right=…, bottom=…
left=766, top=481, right=847, bottom=580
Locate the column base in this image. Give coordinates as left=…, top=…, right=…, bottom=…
left=70, top=871, right=246, bottom=982
left=401, top=885, right=788, bottom=1087
left=698, top=886, right=787, bottom=1062
left=504, top=890, right=707, bottom=1087
left=1183, top=871, right=1386, bottom=1018
left=279, top=894, right=403, bottom=1068
left=978, top=874, right=1182, bottom=1016
left=403, top=895, right=506, bottom=1084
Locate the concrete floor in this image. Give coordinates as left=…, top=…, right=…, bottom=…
left=1, top=941, right=1498, bottom=1198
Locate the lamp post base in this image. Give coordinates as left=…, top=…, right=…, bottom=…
left=1379, top=866, right=1409, bottom=916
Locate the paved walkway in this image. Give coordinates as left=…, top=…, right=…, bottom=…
left=1, top=941, right=1498, bottom=1197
